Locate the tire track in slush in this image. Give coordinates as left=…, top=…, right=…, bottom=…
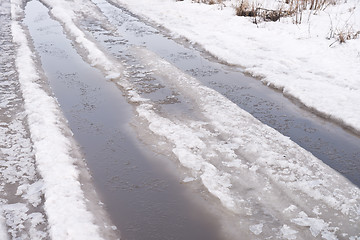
left=25, top=1, right=225, bottom=240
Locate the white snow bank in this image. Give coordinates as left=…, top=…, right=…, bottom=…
left=112, top=0, right=360, bottom=134
left=11, top=0, right=104, bottom=239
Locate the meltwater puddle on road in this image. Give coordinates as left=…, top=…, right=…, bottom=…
left=24, top=1, right=226, bottom=240
left=89, top=0, right=360, bottom=187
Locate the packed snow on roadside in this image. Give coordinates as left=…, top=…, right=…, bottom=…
left=111, top=0, right=360, bottom=135
left=1, top=0, right=49, bottom=238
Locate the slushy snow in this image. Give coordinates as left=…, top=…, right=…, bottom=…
left=134, top=46, right=360, bottom=239
left=1, top=0, right=359, bottom=238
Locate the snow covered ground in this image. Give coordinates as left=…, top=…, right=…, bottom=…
left=111, top=0, right=360, bottom=135
left=1, top=0, right=359, bottom=239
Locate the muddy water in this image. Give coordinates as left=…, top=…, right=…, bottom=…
left=91, top=0, right=360, bottom=187
left=24, top=1, right=224, bottom=240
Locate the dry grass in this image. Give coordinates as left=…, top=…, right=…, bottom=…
left=329, top=26, right=360, bottom=44
left=288, top=0, right=338, bottom=23
left=235, top=0, right=293, bottom=23
left=337, top=30, right=360, bottom=42
left=287, top=0, right=337, bottom=11
left=186, top=0, right=359, bottom=43
left=235, top=0, right=338, bottom=23
left=326, top=6, right=360, bottom=44
left=191, top=0, right=225, bottom=4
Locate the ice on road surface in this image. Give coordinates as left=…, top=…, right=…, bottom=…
left=0, top=0, right=359, bottom=239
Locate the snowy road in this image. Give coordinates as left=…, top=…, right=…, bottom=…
left=1, top=0, right=360, bottom=239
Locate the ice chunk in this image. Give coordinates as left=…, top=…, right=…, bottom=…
left=183, top=177, right=196, bottom=183
left=280, top=225, right=298, bottom=240
left=249, top=223, right=263, bottom=235
left=291, top=211, right=333, bottom=238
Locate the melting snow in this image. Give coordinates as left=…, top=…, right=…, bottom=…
left=1, top=0, right=359, bottom=238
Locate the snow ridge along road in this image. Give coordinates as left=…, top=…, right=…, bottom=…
left=34, top=0, right=359, bottom=239
left=1, top=0, right=49, bottom=238
left=0, top=0, right=117, bottom=239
